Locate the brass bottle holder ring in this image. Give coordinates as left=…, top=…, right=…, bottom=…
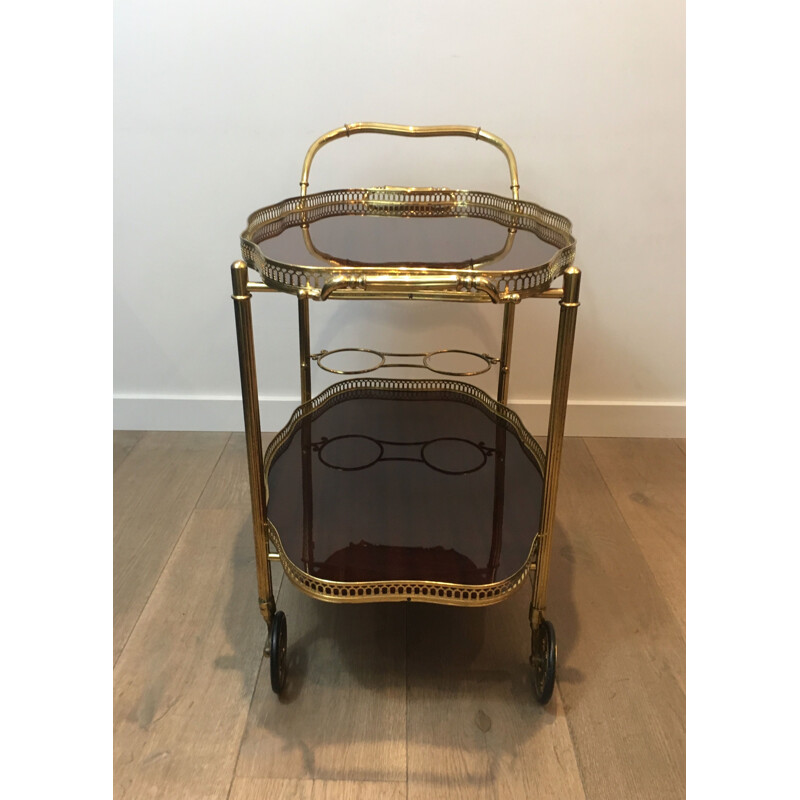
left=312, top=347, right=500, bottom=377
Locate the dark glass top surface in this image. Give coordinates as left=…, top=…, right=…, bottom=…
left=260, top=214, right=559, bottom=272
left=266, top=389, right=544, bottom=586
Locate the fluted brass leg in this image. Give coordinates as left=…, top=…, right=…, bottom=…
left=301, top=416, right=314, bottom=571
left=489, top=423, right=507, bottom=582
left=297, top=292, right=314, bottom=571
left=491, top=296, right=517, bottom=580
left=530, top=267, right=581, bottom=633
left=298, top=292, right=311, bottom=405
left=231, top=261, right=275, bottom=627
left=497, top=302, right=516, bottom=404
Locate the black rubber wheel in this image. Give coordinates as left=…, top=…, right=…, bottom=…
left=269, top=610, right=288, bottom=694
left=531, top=620, right=556, bottom=705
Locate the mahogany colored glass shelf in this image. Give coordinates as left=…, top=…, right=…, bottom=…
left=264, top=379, right=545, bottom=600
left=264, top=213, right=559, bottom=272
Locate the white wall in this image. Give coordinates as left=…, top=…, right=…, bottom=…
left=114, top=0, right=685, bottom=436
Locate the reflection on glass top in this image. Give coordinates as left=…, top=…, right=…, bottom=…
left=260, top=214, right=559, bottom=273
left=266, top=390, right=545, bottom=585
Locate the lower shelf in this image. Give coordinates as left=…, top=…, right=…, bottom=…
left=264, top=378, right=546, bottom=605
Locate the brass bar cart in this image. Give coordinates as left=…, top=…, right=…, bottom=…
left=231, top=123, right=580, bottom=704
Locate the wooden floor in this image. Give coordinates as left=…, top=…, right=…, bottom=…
left=114, top=431, right=686, bottom=799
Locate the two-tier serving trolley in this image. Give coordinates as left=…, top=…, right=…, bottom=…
left=231, top=123, right=580, bottom=704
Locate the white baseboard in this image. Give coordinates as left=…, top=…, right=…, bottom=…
left=113, top=394, right=685, bottom=438
left=511, top=399, right=685, bottom=438
left=113, top=395, right=300, bottom=434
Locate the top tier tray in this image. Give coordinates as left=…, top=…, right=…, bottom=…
left=240, top=123, right=575, bottom=303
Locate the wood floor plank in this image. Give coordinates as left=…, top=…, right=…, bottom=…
left=406, top=589, right=585, bottom=800
left=114, top=430, right=146, bottom=472
left=228, top=778, right=314, bottom=800
left=114, top=431, right=282, bottom=799
left=235, top=582, right=407, bottom=783
left=113, top=504, right=268, bottom=799
left=228, top=778, right=406, bottom=800
left=585, top=438, right=686, bottom=629
left=195, top=433, right=250, bottom=511
left=195, top=432, right=276, bottom=511
left=114, top=431, right=229, bottom=661
left=311, top=780, right=407, bottom=799
left=547, top=439, right=685, bottom=800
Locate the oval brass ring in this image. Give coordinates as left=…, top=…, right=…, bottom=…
left=422, top=349, right=494, bottom=377
left=316, top=348, right=386, bottom=375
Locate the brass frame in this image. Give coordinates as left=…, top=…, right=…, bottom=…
left=231, top=123, right=580, bottom=642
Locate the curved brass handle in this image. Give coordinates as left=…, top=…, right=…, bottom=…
left=300, top=122, right=520, bottom=199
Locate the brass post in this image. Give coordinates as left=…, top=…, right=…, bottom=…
left=231, top=261, right=275, bottom=627
left=297, top=292, right=314, bottom=569
left=298, top=292, right=312, bottom=404
left=491, top=297, right=515, bottom=580
left=489, top=422, right=507, bottom=582
left=301, top=417, right=314, bottom=572
left=530, top=267, right=581, bottom=630
left=497, top=302, right=516, bottom=403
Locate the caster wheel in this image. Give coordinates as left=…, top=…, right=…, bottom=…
left=269, top=610, right=288, bottom=694
left=531, top=619, right=556, bottom=705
